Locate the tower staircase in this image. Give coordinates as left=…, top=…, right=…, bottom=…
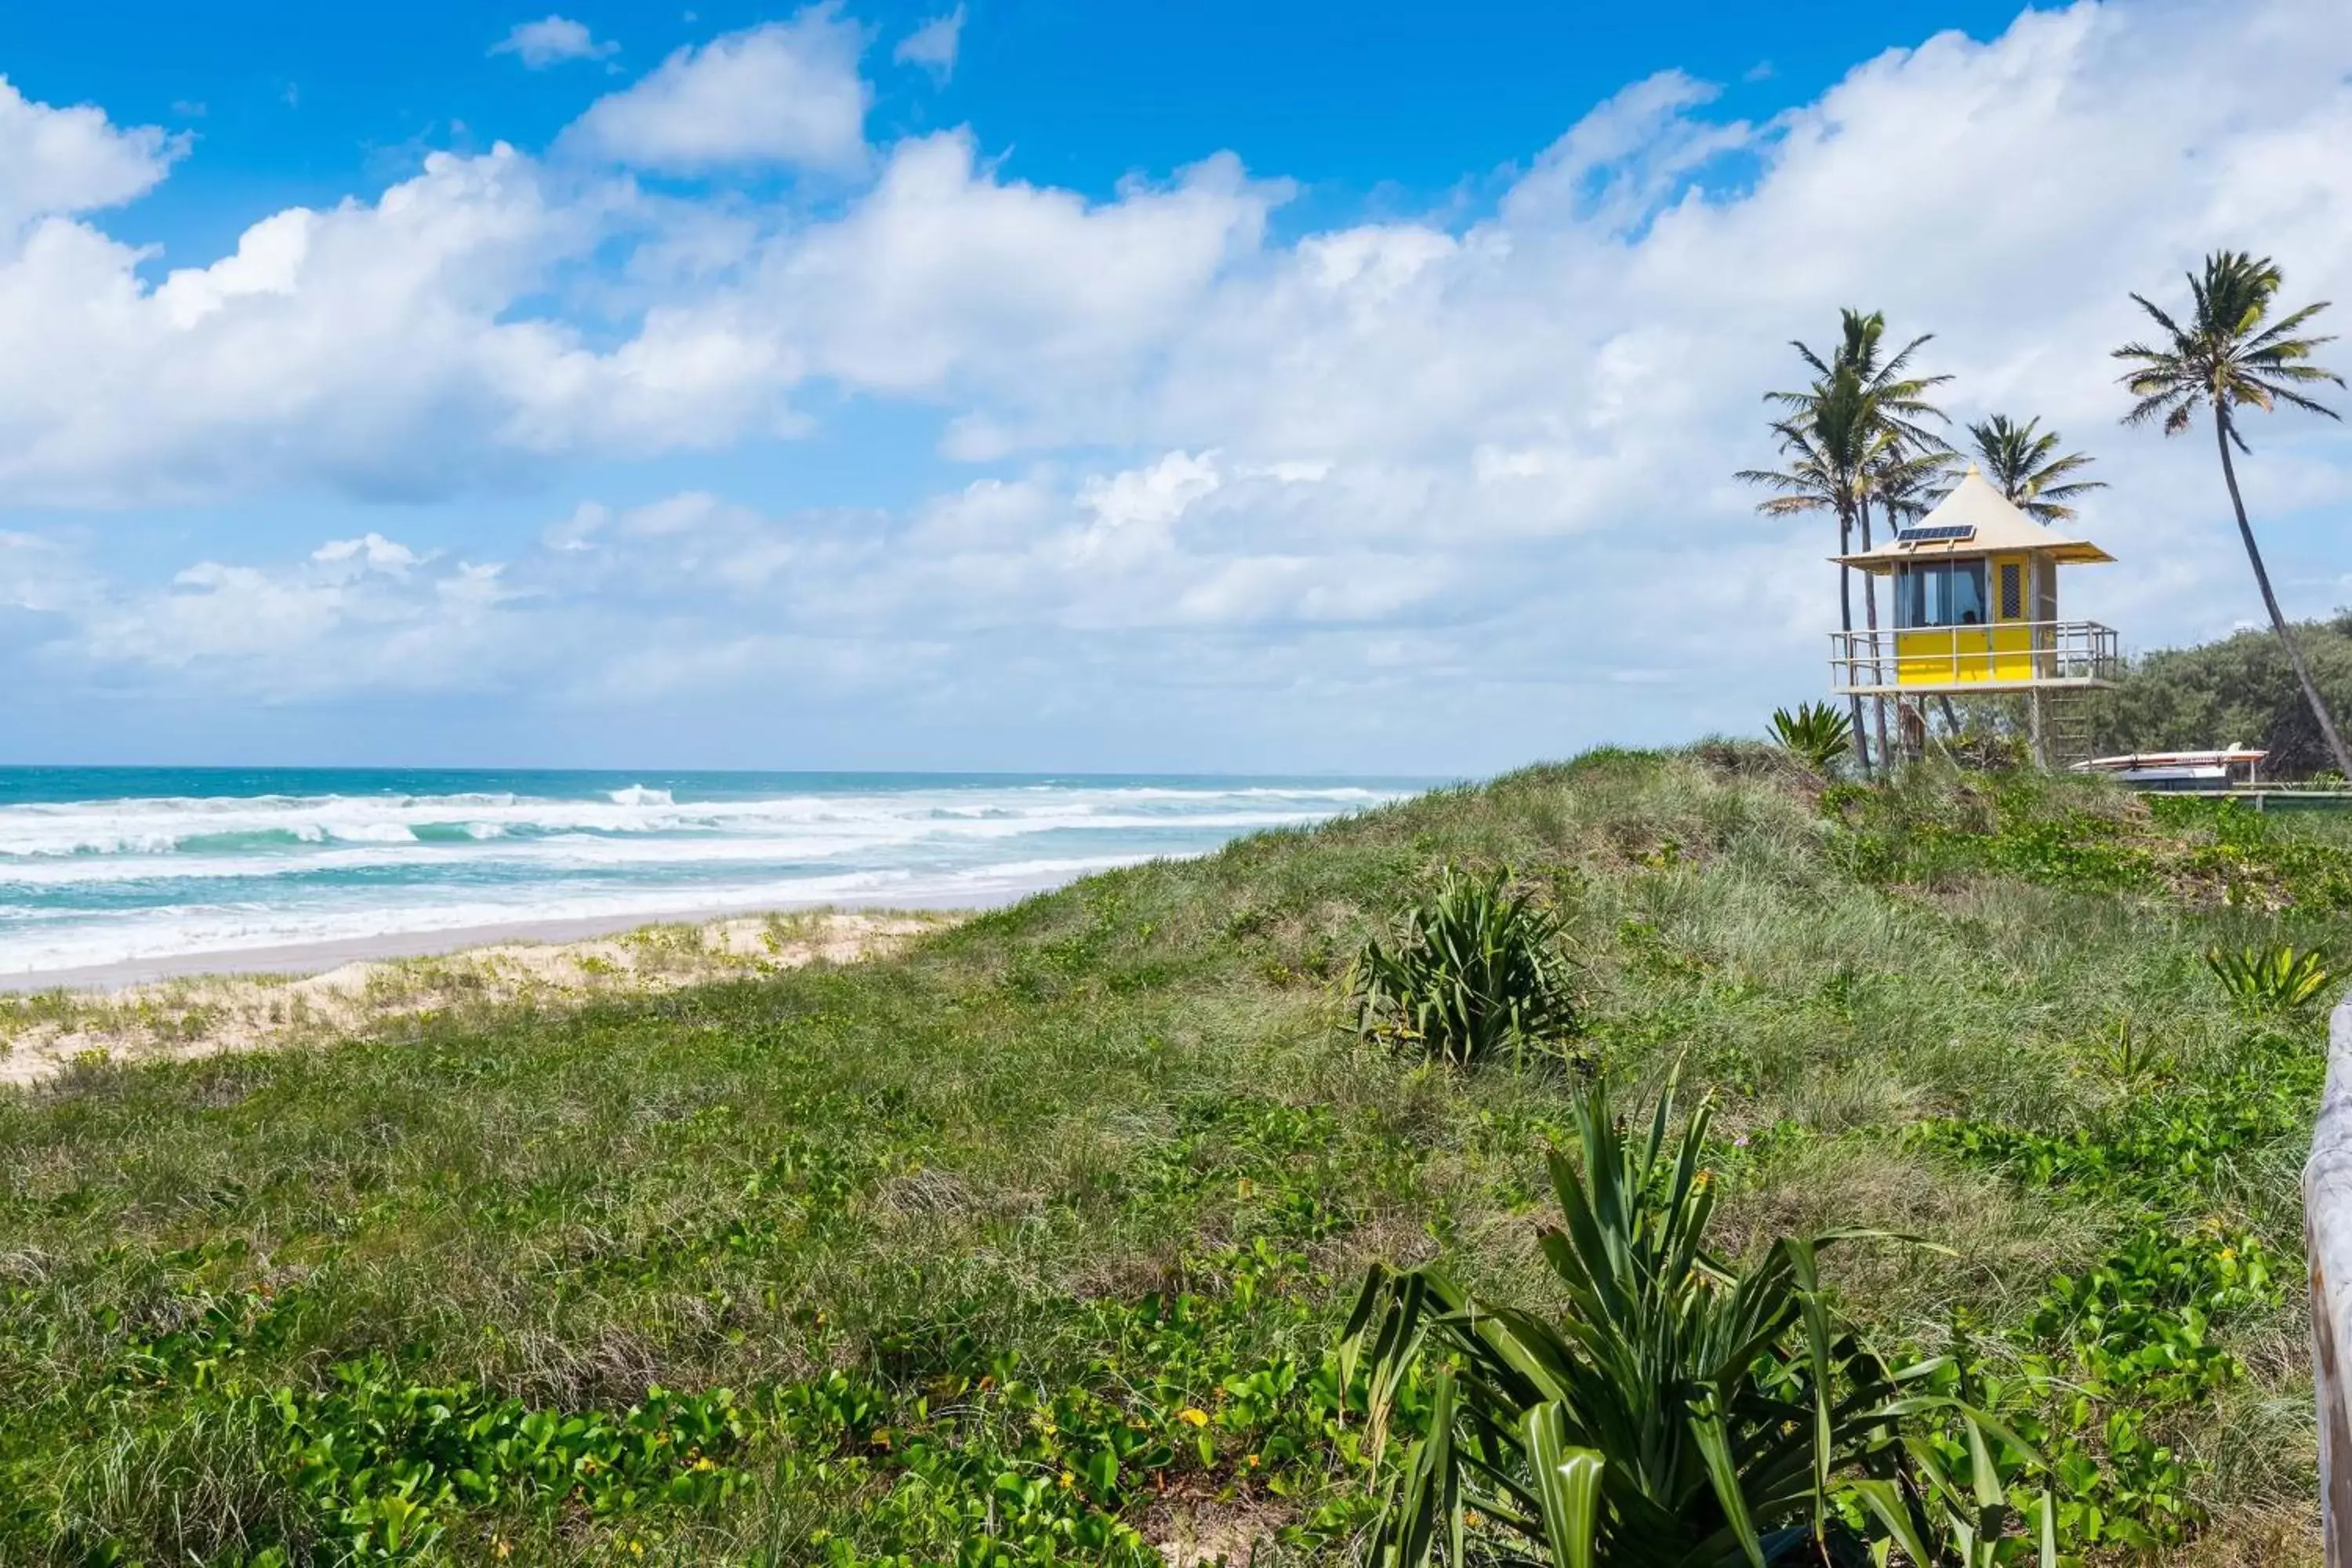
left=2038, top=688, right=2097, bottom=771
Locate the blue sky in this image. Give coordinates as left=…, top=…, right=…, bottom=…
left=0, top=0, right=2346, bottom=771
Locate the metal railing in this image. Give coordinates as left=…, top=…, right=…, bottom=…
left=1828, top=619, right=2120, bottom=694
left=2307, top=992, right=2352, bottom=1565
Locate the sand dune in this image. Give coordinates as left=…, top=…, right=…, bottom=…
left=0, top=909, right=949, bottom=1088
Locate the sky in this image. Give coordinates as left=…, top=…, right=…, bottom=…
left=0, top=0, right=2346, bottom=774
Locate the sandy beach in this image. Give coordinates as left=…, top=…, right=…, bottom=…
left=0, top=883, right=1011, bottom=992
left=0, top=908, right=955, bottom=1088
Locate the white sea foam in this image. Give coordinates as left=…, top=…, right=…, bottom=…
left=0, top=855, right=1142, bottom=975
left=0, top=778, right=1413, bottom=975
left=0, top=786, right=1384, bottom=861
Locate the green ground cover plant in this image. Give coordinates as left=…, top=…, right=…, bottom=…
left=2, top=749, right=2346, bottom=1565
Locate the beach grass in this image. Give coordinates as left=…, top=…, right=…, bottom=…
left=0, top=747, right=2343, bottom=1564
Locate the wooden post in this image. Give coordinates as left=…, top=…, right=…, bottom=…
left=2305, top=991, right=2352, bottom=1566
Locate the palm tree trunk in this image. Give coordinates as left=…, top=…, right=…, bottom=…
left=1838, top=510, right=1870, bottom=779
left=2214, top=412, right=2352, bottom=779
left=1857, top=497, right=1890, bottom=771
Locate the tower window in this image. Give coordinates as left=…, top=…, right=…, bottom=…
left=1895, top=561, right=1989, bottom=628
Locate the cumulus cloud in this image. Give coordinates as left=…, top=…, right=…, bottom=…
left=0, top=101, right=1281, bottom=504
left=0, top=143, right=649, bottom=503
left=893, top=5, right=965, bottom=82
left=561, top=5, right=870, bottom=174
left=752, top=134, right=1280, bottom=405
left=0, top=76, right=183, bottom=233
left=491, top=16, right=620, bottom=69
left=16, top=445, right=1461, bottom=706
left=62, top=532, right=513, bottom=695
left=3, top=0, right=2352, bottom=763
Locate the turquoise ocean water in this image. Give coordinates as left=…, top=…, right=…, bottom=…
left=0, top=768, right=1423, bottom=978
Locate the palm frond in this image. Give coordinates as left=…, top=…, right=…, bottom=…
left=2261, top=383, right=2344, bottom=420
left=2125, top=291, right=2187, bottom=342
left=1958, top=414, right=2103, bottom=521
left=2114, top=251, right=2341, bottom=438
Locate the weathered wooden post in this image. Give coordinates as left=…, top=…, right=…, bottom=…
left=2305, top=992, right=2352, bottom=1565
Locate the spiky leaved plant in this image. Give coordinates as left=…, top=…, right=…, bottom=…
left=1767, top=702, right=1855, bottom=775
left=1348, top=866, right=1578, bottom=1069
left=1341, top=1076, right=2050, bottom=1567
left=2205, top=942, right=2336, bottom=1014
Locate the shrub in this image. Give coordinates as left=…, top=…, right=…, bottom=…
left=1767, top=701, right=1855, bottom=773
left=2089, top=612, right=2352, bottom=779
left=2204, top=942, right=2336, bottom=1014
left=1346, top=865, right=1579, bottom=1068
left=1341, top=1077, right=2050, bottom=1567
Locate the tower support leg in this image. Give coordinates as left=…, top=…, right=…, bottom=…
left=2029, top=689, right=2048, bottom=771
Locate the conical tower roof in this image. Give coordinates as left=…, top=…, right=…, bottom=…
left=1834, top=465, right=2114, bottom=568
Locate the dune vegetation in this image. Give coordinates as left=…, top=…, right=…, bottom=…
left=2090, top=614, right=2352, bottom=779
left=2, top=747, right=2347, bottom=1566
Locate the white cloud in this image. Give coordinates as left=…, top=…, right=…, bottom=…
left=0, top=75, right=183, bottom=233
left=755, top=134, right=1280, bottom=402
left=562, top=5, right=869, bottom=174
left=3, top=0, right=2352, bottom=764
left=893, top=5, right=965, bottom=83
left=0, top=529, right=88, bottom=617
left=0, top=142, right=659, bottom=503
left=71, top=530, right=513, bottom=691
left=491, top=16, right=619, bottom=69
left=312, top=532, right=424, bottom=575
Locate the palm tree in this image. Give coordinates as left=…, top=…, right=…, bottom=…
left=1739, top=375, right=1881, bottom=774
left=1774, top=311, right=1950, bottom=456
left=1866, top=443, right=1970, bottom=746
left=1748, top=311, right=1951, bottom=771
left=1872, top=442, right=1958, bottom=528
left=2114, top=250, right=2350, bottom=779
left=1956, top=415, right=2103, bottom=523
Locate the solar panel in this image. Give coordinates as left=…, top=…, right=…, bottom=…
left=1896, top=524, right=1976, bottom=543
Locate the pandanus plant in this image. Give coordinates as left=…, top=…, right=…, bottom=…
left=1348, top=866, right=1581, bottom=1069
left=1768, top=702, right=1856, bottom=775
left=1341, top=1078, right=2051, bottom=1566
left=2205, top=942, right=2336, bottom=1014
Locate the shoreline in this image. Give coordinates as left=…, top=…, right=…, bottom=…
left=0, top=883, right=1051, bottom=994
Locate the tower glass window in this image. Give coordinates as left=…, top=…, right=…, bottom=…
left=1894, top=561, right=1988, bottom=629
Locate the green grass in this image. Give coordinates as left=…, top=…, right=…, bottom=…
left=1, top=749, right=2344, bottom=1565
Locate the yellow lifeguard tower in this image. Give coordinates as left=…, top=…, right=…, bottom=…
left=1828, top=464, right=2120, bottom=766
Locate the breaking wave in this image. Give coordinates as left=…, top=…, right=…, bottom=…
left=0, top=770, right=1420, bottom=976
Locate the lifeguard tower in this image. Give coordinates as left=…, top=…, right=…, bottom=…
left=1828, top=464, right=2120, bottom=767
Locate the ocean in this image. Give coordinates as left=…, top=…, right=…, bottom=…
left=0, top=768, right=1424, bottom=980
